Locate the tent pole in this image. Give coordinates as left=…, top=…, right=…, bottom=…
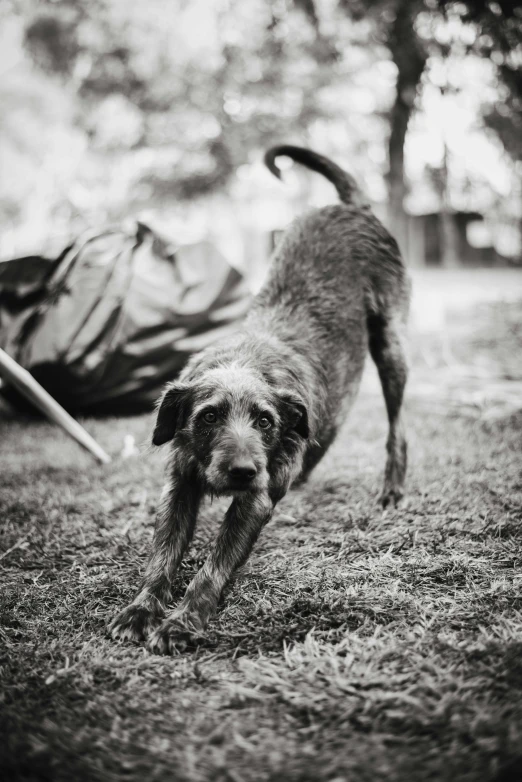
left=0, top=348, right=111, bottom=465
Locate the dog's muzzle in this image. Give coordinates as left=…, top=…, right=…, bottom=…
left=228, top=458, right=258, bottom=490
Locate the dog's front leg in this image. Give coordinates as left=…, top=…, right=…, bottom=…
left=109, top=473, right=201, bottom=643
left=148, top=491, right=273, bottom=655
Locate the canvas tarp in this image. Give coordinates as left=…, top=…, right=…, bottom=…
left=0, top=222, right=250, bottom=413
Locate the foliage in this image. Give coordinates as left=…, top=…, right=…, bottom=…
left=434, top=1, right=522, bottom=161
left=18, top=0, right=522, bottom=186
left=0, top=0, right=519, bottom=259
left=336, top=0, right=521, bottom=219
left=20, top=0, right=347, bottom=198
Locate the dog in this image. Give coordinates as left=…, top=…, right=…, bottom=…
left=109, top=145, right=411, bottom=654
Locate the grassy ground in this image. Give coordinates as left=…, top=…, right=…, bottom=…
left=1, top=287, right=521, bottom=782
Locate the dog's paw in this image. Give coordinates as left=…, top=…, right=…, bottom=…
left=380, top=486, right=403, bottom=509
left=147, top=616, right=203, bottom=656
left=108, top=603, right=163, bottom=644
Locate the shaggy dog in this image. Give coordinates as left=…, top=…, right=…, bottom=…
left=109, top=145, right=411, bottom=654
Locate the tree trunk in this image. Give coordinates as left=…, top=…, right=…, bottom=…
left=439, top=138, right=460, bottom=267
left=440, top=211, right=460, bottom=268
left=387, top=0, right=427, bottom=262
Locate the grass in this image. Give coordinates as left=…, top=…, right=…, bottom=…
left=1, top=296, right=521, bottom=782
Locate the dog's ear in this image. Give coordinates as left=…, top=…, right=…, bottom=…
left=153, top=382, right=193, bottom=446
left=276, top=391, right=309, bottom=439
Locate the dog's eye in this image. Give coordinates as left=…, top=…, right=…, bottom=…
left=258, top=416, right=272, bottom=430
left=203, top=411, right=217, bottom=424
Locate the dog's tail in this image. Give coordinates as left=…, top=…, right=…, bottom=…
left=264, top=145, right=365, bottom=206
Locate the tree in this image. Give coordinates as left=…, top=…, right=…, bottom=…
left=20, top=0, right=345, bottom=204
left=450, top=0, right=522, bottom=162
left=335, top=0, right=521, bottom=258
left=4, top=0, right=520, bottom=263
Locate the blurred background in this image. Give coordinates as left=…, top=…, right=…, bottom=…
left=0, top=0, right=521, bottom=427
left=1, top=0, right=520, bottom=271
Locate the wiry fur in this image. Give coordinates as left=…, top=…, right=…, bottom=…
left=109, top=145, right=411, bottom=654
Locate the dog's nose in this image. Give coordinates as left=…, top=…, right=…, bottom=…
left=229, top=461, right=257, bottom=482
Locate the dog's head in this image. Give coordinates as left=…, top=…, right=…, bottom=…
left=152, top=366, right=308, bottom=495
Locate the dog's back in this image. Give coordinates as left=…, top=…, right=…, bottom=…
left=261, top=145, right=410, bottom=326
left=249, top=148, right=410, bottom=451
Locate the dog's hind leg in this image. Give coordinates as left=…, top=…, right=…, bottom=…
left=368, top=313, right=408, bottom=508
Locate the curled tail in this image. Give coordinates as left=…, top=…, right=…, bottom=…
left=264, top=145, right=366, bottom=207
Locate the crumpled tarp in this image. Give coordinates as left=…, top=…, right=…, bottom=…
left=0, top=222, right=250, bottom=413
